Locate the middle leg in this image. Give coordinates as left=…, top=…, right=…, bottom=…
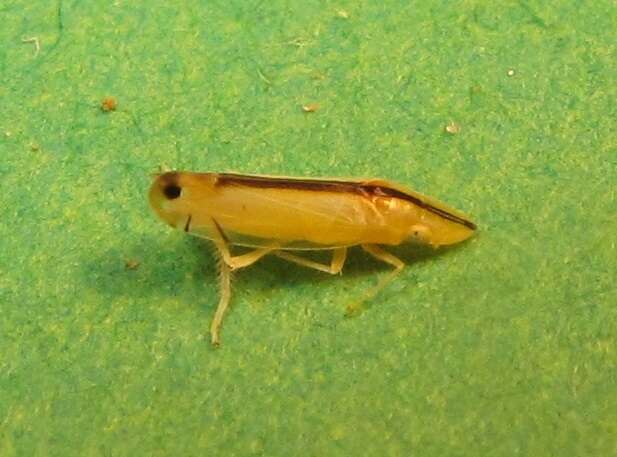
left=272, top=247, right=347, bottom=274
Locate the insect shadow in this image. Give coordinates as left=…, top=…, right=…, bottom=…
left=84, top=234, right=469, bottom=314
left=81, top=235, right=209, bottom=303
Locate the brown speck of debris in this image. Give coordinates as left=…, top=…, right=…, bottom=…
left=445, top=121, right=461, bottom=135
left=101, top=97, right=118, bottom=112
left=302, top=103, right=320, bottom=113
left=125, top=259, right=140, bottom=270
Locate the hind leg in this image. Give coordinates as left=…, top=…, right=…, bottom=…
left=345, top=244, right=405, bottom=316
left=272, top=247, right=347, bottom=274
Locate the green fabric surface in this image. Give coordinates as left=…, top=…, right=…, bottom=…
left=1, top=1, right=615, bottom=455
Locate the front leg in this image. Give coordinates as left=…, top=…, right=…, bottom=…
left=215, top=240, right=277, bottom=270
left=210, top=248, right=231, bottom=347
left=209, top=240, right=278, bottom=346
left=208, top=219, right=278, bottom=346
left=211, top=217, right=278, bottom=270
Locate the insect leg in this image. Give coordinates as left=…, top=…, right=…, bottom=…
left=345, top=244, right=405, bottom=316
left=273, top=247, right=347, bottom=274
left=215, top=242, right=277, bottom=270
left=211, top=218, right=277, bottom=270
left=210, top=251, right=231, bottom=347
left=361, top=244, right=405, bottom=270
left=208, top=220, right=278, bottom=346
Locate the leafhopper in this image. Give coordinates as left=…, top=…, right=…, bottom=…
left=149, top=172, right=476, bottom=346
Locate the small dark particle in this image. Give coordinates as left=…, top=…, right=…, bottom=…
left=101, top=97, right=117, bottom=112
left=184, top=214, right=192, bottom=232
left=125, top=259, right=140, bottom=270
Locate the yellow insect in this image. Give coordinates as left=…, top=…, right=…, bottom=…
left=149, top=171, right=476, bottom=346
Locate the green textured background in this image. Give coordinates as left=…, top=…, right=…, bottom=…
left=1, top=0, right=615, bottom=455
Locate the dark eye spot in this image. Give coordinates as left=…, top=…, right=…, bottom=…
left=163, top=184, right=182, bottom=199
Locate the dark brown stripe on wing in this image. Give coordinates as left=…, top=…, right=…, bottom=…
left=217, top=173, right=356, bottom=192
left=367, top=184, right=477, bottom=230
left=217, top=173, right=476, bottom=230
